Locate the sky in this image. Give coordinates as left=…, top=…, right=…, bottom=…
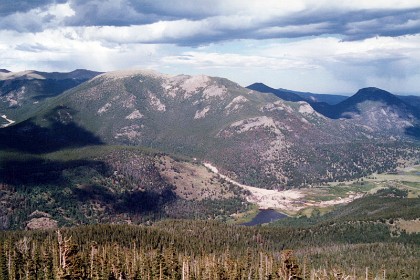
left=1, top=1, right=420, bottom=95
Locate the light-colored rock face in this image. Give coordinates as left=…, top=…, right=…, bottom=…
left=194, top=106, right=210, bottom=119
left=342, top=101, right=414, bottom=134
left=122, top=94, right=137, bottom=108
left=261, top=101, right=293, bottom=113
left=98, top=102, right=112, bottom=114
left=1, top=86, right=26, bottom=107
left=225, top=96, right=248, bottom=114
left=180, top=75, right=210, bottom=97
left=26, top=217, right=58, bottom=230
left=202, top=84, right=228, bottom=99
left=163, top=74, right=221, bottom=99
left=115, top=125, right=142, bottom=140
left=161, top=75, right=211, bottom=99
left=97, top=69, right=169, bottom=80
left=126, top=109, right=143, bottom=120
left=298, top=102, right=315, bottom=114
left=0, top=70, right=46, bottom=81
left=161, top=75, right=188, bottom=98
left=225, top=116, right=282, bottom=135
left=226, top=96, right=248, bottom=107
left=148, top=91, right=166, bottom=111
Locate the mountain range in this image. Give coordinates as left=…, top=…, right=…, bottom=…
left=247, top=82, right=420, bottom=139
left=0, top=69, right=101, bottom=126
left=1, top=69, right=419, bottom=186
left=247, top=82, right=420, bottom=108
left=0, top=68, right=419, bottom=229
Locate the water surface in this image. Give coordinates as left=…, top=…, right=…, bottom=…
left=242, top=209, right=287, bottom=226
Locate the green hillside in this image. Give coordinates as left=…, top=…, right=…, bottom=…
left=0, top=146, right=249, bottom=230
left=0, top=217, right=418, bottom=279
left=7, top=70, right=418, bottom=188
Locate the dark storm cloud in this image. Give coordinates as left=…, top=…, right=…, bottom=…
left=66, top=0, right=224, bottom=26
left=1, top=0, right=420, bottom=45
left=67, top=1, right=420, bottom=46
left=64, top=0, right=165, bottom=26
left=246, top=7, right=420, bottom=41
left=0, top=0, right=66, bottom=16
left=342, top=9, right=420, bottom=40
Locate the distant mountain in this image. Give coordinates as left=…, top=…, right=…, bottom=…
left=399, top=95, right=420, bottom=112
left=0, top=69, right=102, bottom=122
left=3, top=70, right=418, bottom=189
left=317, top=87, right=416, bottom=118
left=292, top=91, right=348, bottom=105
left=246, top=83, right=306, bottom=102
left=246, top=83, right=348, bottom=105
left=249, top=84, right=419, bottom=136
left=0, top=69, right=101, bottom=81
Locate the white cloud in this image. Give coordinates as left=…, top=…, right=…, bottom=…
left=0, top=28, right=159, bottom=72
left=1, top=0, right=420, bottom=94
left=0, top=3, right=74, bottom=32
left=162, top=51, right=316, bottom=70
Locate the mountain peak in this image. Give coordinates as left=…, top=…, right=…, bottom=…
left=97, top=69, right=170, bottom=80
left=351, top=87, right=405, bottom=106
left=356, top=87, right=392, bottom=96
left=246, top=83, right=276, bottom=93
left=64, top=69, right=103, bottom=80
left=0, top=70, right=46, bottom=81
left=246, top=83, right=306, bottom=102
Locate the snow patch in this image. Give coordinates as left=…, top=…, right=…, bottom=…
left=1, top=114, right=15, bottom=128
left=194, top=106, right=210, bottom=119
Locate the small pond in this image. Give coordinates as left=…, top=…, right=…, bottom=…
left=241, top=209, right=287, bottom=226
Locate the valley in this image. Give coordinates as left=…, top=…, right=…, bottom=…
left=3, top=1, right=420, bottom=278
left=0, top=68, right=419, bottom=230
left=0, top=68, right=419, bottom=279
left=205, top=161, right=420, bottom=219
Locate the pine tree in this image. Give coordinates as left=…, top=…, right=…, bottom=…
left=0, top=241, right=9, bottom=280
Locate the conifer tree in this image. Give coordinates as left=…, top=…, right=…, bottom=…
left=0, top=241, right=9, bottom=280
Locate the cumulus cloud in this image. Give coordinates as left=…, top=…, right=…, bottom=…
left=1, top=0, right=420, bottom=42
left=0, top=0, right=67, bottom=16
left=1, top=0, right=420, bottom=94
left=0, top=2, right=74, bottom=32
